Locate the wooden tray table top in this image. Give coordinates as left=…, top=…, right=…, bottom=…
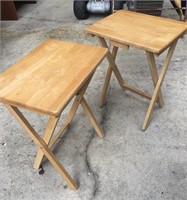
left=87, top=10, right=187, bottom=54
left=0, top=39, right=108, bottom=116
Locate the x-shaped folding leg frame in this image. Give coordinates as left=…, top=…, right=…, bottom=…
left=4, top=76, right=104, bottom=190
left=97, top=36, right=177, bottom=130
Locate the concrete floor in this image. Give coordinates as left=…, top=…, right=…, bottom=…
left=0, top=1, right=187, bottom=200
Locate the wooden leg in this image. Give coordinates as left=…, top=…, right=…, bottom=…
left=33, top=116, right=59, bottom=169
left=146, top=51, right=164, bottom=108
left=31, top=88, right=87, bottom=169
left=66, top=77, right=92, bottom=123
left=98, top=37, right=125, bottom=88
left=47, top=77, right=104, bottom=150
left=47, top=77, right=93, bottom=148
left=33, top=75, right=104, bottom=165
left=97, top=37, right=159, bottom=106
left=33, top=74, right=103, bottom=159
left=142, top=41, right=177, bottom=131
left=48, top=93, right=89, bottom=149
left=97, top=37, right=125, bottom=105
left=99, top=66, right=112, bottom=108
left=174, top=0, right=185, bottom=20
left=81, top=97, right=104, bottom=138
left=99, top=46, right=118, bottom=107
left=5, top=104, right=78, bottom=190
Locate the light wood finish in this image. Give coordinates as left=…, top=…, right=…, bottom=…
left=99, top=45, right=118, bottom=107
left=86, top=10, right=187, bottom=130
left=98, top=37, right=125, bottom=88
left=146, top=52, right=164, bottom=108
left=110, top=40, right=129, bottom=50
left=5, top=104, right=78, bottom=190
left=34, top=116, right=59, bottom=169
left=81, top=97, right=104, bottom=138
left=34, top=76, right=95, bottom=169
left=0, top=40, right=108, bottom=189
left=142, top=41, right=177, bottom=130
left=47, top=77, right=96, bottom=150
left=87, top=10, right=187, bottom=54
left=174, top=0, right=184, bottom=20
left=122, top=83, right=153, bottom=100
left=34, top=75, right=103, bottom=170
left=0, top=39, right=107, bottom=116
left=98, top=37, right=162, bottom=106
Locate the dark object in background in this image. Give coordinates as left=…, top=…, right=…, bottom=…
left=127, top=0, right=186, bottom=20
left=1, top=0, right=18, bottom=20
left=170, top=0, right=186, bottom=15
left=127, top=0, right=164, bottom=16
left=1, top=0, right=37, bottom=20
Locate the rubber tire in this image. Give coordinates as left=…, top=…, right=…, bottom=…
left=73, top=1, right=89, bottom=20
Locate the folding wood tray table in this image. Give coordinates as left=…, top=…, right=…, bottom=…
left=86, top=10, right=187, bottom=130
left=0, top=39, right=108, bottom=189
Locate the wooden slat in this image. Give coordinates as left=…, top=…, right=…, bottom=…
left=0, top=40, right=108, bottom=116
left=110, top=40, right=129, bottom=49
left=86, top=10, right=187, bottom=54
left=122, top=83, right=152, bottom=100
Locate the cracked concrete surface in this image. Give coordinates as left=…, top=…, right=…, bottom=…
left=0, top=0, right=187, bottom=200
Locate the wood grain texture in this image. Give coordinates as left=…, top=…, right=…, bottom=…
left=86, top=10, right=187, bottom=54
left=0, top=40, right=108, bottom=116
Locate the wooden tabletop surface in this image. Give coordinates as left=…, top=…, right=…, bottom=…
left=0, top=40, right=108, bottom=116
left=86, top=10, right=187, bottom=54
